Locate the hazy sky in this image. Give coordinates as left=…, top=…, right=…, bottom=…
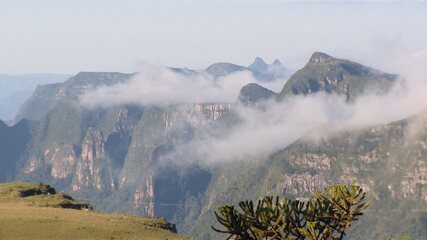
left=1, top=0, right=426, bottom=74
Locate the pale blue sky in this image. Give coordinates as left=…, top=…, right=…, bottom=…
left=1, top=0, right=426, bottom=74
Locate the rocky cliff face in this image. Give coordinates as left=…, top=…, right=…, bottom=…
left=190, top=103, right=231, bottom=124
left=45, top=145, right=79, bottom=179
left=133, top=177, right=155, bottom=216
left=21, top=127, right=116, bottom=192
left=113, top=103, right=227, bottom=217
left=271, top=120, right=427, bottom=201
left=72, top=127, right=115, bottom=191
left=15, top=100, right=231, bottom=219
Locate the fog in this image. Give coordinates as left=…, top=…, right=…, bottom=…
left=80, top=66, right=269, bottom=107
left=198, top=51, right=427, bottom=163
left=79, top=51, right=427, bottom=164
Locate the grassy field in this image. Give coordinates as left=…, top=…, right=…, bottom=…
left=0, top=182, right=188, bottom=240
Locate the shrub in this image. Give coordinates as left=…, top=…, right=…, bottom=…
left=212, top=184, right=369, bottom=240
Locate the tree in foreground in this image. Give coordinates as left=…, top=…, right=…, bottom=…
left=212, top=184, right=369, bottom=240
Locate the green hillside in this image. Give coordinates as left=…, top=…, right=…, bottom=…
left=0, top=182, right=187, bottom=240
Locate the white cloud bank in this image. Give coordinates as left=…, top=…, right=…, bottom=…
left=162, top=52, right=427, bottom=164
left=80, top=66, right=266, bottom=107
left=79, top=52, right=427, bottom=164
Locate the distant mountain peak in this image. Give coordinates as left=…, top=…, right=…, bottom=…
left=238, top=83, right=276, bottom=105
left=249, top=57, right=268, bottom=72
left=205, top=62, right=248, bottom=78
left=253, top=57, right=267, bottom=65
left=309, top=52, right=335, bottom=64
left=273, top=59, right=282, bottom=66
left=278, top=52, right=398, bottom=101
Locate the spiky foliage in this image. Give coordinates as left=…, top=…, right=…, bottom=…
left=212, top=184, right=369, bottom=240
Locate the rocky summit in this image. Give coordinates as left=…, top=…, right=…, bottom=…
left=238, top=83, right=277, bottom=105
left=278, top=52, right=398, bottom=101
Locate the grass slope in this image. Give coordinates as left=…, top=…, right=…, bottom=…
left=0, top=182, right=187, bottom=240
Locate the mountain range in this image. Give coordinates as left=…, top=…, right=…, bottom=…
left=0, top=53, right=425, bottom=239
left=0, top=73, right=70, bottom=122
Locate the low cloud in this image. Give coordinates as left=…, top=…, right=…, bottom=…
left=80, top=66, right=272, bottom=107
left=161, top=52, right=427, bottom=164
left=80, top=52, right=427, bottom=165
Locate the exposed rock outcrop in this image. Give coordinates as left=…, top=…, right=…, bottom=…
left=72, top=128, right=115, bottom=191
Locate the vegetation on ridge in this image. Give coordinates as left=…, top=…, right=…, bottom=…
left=0, top=182, right=187, bottom=240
